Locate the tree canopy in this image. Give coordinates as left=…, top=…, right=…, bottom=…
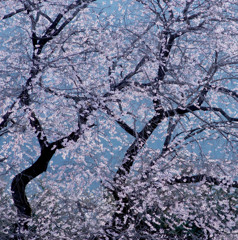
left=0, top=0, right=237, bottom=239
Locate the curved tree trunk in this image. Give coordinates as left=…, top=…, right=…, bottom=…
left=11, top=145, right=56, bottom=239
left=11, top=145, right=56, bottom=217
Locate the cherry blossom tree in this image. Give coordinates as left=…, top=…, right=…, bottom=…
left=0, top=0, right=237, bottom=239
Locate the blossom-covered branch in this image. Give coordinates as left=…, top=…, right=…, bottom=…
left=167, top=174, right=238, bottom=188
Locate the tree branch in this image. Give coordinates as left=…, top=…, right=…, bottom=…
left=29, top=111, right=49, bottom=149
left=37, top=83, right=137, bottom=138
left=114, top=104, right=238, bottom=183
left=196, top=51, right=218, bottom=106
left=36, top=0, right=96, bottom=54
left=0, top=110, right=13, bottom=131
left=199, top=106, right=238, bottom=122
left=0, top=157, right=7, bottom=163
left=52, top=129, right=82, bottom=150
left=112, top=56, right=149, bottom=91
left=210, top=85, right=238, bottom=100
left=2, top=7, right=26, bottom=20
left=161, top=117, right=180, bottom=155
left=101, top=105, right=137, bottom=138
left=167, top=174, right=238, bottom=188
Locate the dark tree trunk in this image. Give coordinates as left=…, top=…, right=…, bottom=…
left=11, top=145, right=56, bottom=217
left=11, top=145, right=56, bottom=239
